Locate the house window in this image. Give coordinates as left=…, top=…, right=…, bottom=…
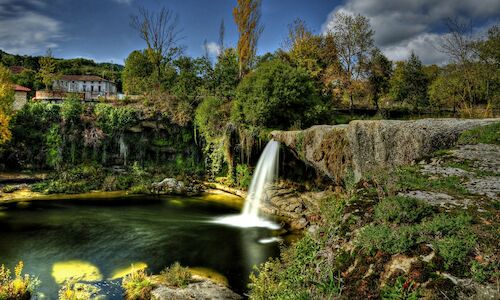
left=98, top=86, right=101, bottom=92
left=91, top=86, right=94, bottom=92
left=83, top=85, right=86, bottom=91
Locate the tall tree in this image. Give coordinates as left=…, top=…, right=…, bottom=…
left=130, top=6, right=182, bottom=80
left=122, top=50, right=154, bottom=94
left=37, top=49, right=59, bottom=91
left=327, top=12, right=374, bottom=109
left=389, top=52, right=429, bottom=109
left=368, top=49, right=392, bottom=110
left=0, top=64, right=13, bottom=144
left=233, top=0, right=264, bottom=78
left=219, top=19, right=226, bottom=53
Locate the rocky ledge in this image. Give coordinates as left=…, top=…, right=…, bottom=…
left=271, top=118, right=499, bottom=181
left=151, top=275, right=242, bottom=300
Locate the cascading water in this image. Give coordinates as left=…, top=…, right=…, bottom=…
left=213, top=140, right=281, bottom=229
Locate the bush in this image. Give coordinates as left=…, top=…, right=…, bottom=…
left=158, top=262, right=192, bottom=288
left=122, top=268, right=153, bottom=300
left=434, top=234, right=476, bottom=270
left=374, top=196, right=432, bottom=224
left=0, top=261, right=39, bottom=300
left=357, top=224, right=417, bottom=255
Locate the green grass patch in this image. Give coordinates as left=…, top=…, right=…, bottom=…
left=395, top=166, right=468, bottom=196
left=158, top=262, right=192, bottom=288
left=381, top=276, right=420, bottom=300
left=458, top=122, right=500, bottom=145
left=375, top=196, right=432, bottom=224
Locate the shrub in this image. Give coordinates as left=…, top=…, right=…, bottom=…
left=357, top=224, right=417, bottom=255
left=235, top=164, right=252, bottom=189
left=374, top=196, right=432, bottom=224
left=122, top=268, right=153, bottom=300
left=158, top=262, right=192, bottom=288
left=0, top=261, right=39, bottom=300
left=434, top=234, right=476, bottom=270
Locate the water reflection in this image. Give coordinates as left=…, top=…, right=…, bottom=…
left=0, top=195, right=280, bottom=298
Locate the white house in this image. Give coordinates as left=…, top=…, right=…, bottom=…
left=53, top=75, right=117, bottom=100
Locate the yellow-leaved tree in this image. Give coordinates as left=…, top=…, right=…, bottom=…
left=233, top=0, right=263, bottom=78
left=0, top=64, right=14, bottom=144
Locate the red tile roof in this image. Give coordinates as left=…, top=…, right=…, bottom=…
left=60, top=75, right=109, bottom=82
left=14, top=85, right=31, bottom=92
left=9, top=66, right=25, bottom=74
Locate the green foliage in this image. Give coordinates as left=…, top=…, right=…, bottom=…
left=374, top=196, right=432, bottom=224
left=0, top=64, right=14, bottom=114
left=395, top=166, right=467, bottom=196
left=37, top=49, right=59, bottom=90
left=94, top=104, right=139, bottom=134
left=381, top=276, right=420, bottom=300
left=232, top=59, right=326, bottom=130
left=368, top=48, right=392, bottom=108
left=60, top=95, right=83, bottom=125
left=458, top=122, right=500, bottom=145
left=357, top=224, right=417, bottom=255
left=32, top=164, right=105, bottom=194
left=122, top=50, right=154, bottom=94
left=389, top=53, right=429, bottom=109
left=435, top=234, right=476, bottom=270
left=213, top=48, right=240, bottom=99
left=46, top=124, right=63, bottom=169
left=122, top=268, right=153, bottom=300
left=235, top=164, right=252, bottom=189
left=158, top=262, right=192, bottom=288
left=0, top=261, right=39, bottom=300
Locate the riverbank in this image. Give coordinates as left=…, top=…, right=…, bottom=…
left=249, top=121, right=499, bottom=299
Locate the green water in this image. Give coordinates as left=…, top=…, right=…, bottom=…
left=0, top=195, right=281, bottom=298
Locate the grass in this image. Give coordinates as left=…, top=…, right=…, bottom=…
left=395, top=166, right=468, bottom=196
left=381, top=276, right=420, bottom=300
left=0, top=261, right=39, bottom=300
left=122, top=268, right=153, bottom=300
left=158, top=262, right=191, bottom=288
left=458, top=122, right=500, bottom=145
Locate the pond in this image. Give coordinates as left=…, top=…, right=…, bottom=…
left=0, top=193, right=282, bottom=299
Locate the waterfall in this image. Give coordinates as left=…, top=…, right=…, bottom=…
left=213, top=140, right=280, bottom=229
left=242, top=140, right=280, bottom=218
left=119, top=135, right=128, bottom=165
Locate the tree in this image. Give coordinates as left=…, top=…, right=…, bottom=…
left=232, top=59, right=325, bottom=130
left=0, top=64, right=14, bottom=144
left=213, top=48, right=240, bottom=99
left=122, top=50, right=154, bottom=94
left=327, top=12, right=374, bottom=109
left=233, top=0, right=264, bottom=78
left=389, top=53, right=429, bottom=109
left=368, top=49, right=392, bottom=109
left=37, top=49, right=59, bottom=91
left=131, top=6, right=182, bottom=80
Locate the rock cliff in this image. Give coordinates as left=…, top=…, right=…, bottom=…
left=271, top=118, right=499, bottom=181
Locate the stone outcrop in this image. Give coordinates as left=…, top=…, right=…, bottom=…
left=151, top=277, right=242, bottom=300
left=271, top=118, right=499, bottom=181
left=151, top=178, right=203, bottom=196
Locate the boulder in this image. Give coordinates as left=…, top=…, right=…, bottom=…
left=151, top=279, right=242, bottom=300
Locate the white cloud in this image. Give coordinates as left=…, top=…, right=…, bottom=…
left=204, top=42, right=221, bottom=57
left=0, top=0, right=63, bottom=55
left=321, top=0, right=500, bottom=65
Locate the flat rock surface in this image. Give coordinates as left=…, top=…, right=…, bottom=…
left=151, top=279, right=242, bottom=300
left=451, top=144, right=500, bottom=174
left=400, top=191, right=473, bottom=209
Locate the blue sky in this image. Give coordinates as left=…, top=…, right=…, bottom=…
left=0, top=0, right=499, bottom=65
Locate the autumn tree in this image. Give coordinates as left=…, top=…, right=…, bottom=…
left=327, top=12, right=374, bottom=109
left=0, top=64, right=13, bottom=144
left=131, top=6, right=182, bottom=81
left=233, top=0, right=264, bottom=78
left=37, top=49, right=59, bottom=91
